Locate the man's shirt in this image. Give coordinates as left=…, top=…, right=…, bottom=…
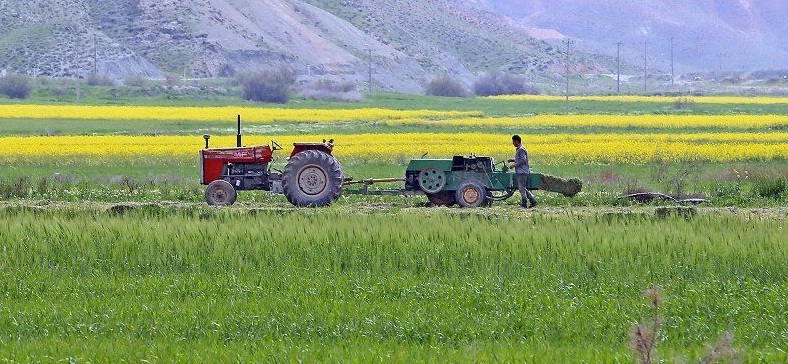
left=515, top=145, right=530, bottom=174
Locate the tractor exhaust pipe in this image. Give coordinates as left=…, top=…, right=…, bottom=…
left=236, top=115, right=242, bottom=147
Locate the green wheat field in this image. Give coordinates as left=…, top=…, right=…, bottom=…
left=0, top=206, right=786, bottom=362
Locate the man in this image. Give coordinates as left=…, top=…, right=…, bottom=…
left=511, top=135, right=537, bottom=208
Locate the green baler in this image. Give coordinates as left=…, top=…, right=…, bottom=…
left=346, top=155, right=582, bottom=207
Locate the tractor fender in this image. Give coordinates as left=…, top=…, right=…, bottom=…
left=290, top=142, right=333, bottom=157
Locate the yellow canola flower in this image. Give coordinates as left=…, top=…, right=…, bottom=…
left=2, top=104, right=784, bottom=130
left=390, top=114, right=788, bottom=129
left=2, top=132, right=786, bottom=165
left=487, top=94, right=788, bottom=104
left=0, top=105, right=480, bottom=122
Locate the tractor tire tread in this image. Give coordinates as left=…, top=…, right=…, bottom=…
left=282, top=150, right=343, bottom=207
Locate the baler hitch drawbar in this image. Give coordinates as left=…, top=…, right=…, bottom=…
left=343, top=178, right=411, bottom=196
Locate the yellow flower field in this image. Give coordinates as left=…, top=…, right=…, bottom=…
left=0, top=105, right=480, bottom=123
left=2, top=132, right=786, bottom=165
left=2, top=104, right=785, bottom=130
left=488, top=95, right=788, bottom=104
left=392, top=114, right=788, bottom=129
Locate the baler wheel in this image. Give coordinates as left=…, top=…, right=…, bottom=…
left=205, top=180, right=237, bottom=206
left=455, top=180, right=487, bottom=208
left=418, top=167, right=447, bottom=194
left=282, top=150, right=344, bottom=207
left=427, top=191, right=456, bottom=206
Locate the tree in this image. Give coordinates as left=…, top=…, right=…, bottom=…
left=0, top=73, right=33, bottom=99
left=425, top=75, right=469, bottom=97
left=473, top=72, right=538, bottom=96
left=238, top=69, right=295, bottom=103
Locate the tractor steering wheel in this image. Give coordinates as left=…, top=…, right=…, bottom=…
left=272, top=140, right=283, bottom=151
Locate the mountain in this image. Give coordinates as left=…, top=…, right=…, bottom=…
left=0, top=0, right=607, bottom=93
left=471, top=0, right=788, bottom=71
left=2, top=0, right=784, bottom=95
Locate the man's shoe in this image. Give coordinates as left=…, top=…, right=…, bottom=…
left=520, top=200, right=529, bottom=208
left=528, top=200, right=538, bottom=208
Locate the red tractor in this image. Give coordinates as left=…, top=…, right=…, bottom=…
left=199, top=116, right=344, bottom=207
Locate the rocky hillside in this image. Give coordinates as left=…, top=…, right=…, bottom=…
left=1, top=0, right=614, bottom=93
left=473, top=0, right=788, bottom=71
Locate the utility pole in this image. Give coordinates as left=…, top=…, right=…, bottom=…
left=616, top=41, right=623, bottom=94
left=93, top=34, right=98, bottom=76
left=367, top=46, right=373, bottom=94
left=76, top=65, right=82, bottom=103
left=694, top=35, right=702, bottom=71
left=717, top=52, right=725, bottom=73
left=564, top=38, right=573, bottom=114
left=714, top=52, right=727, bottom=82
left=643, top=39, right=648, bottom=93
left=670, top=36, right=675, bottom=87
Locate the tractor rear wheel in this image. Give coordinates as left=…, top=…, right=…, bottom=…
left=455, top=180, right=487, bottom=208
left=427, top=191, right=455, bottom=206
left=282, top=150, right=343, bottom=207
left=205, top=180, right=237, bottom=206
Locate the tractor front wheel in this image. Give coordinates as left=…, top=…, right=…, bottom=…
left=455, top=180, right=488, bottom=208
left=205, top=180, right=237, bottom=206
left=282, top=150, right=344, bottom=207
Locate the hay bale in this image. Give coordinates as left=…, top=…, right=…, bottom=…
left=539, top=174, right=583, bottom=197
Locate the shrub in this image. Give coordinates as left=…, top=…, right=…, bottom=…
left=238, top=69, right=294, bottom=103
left=629, top=286, right=739, bottom=364
left=753, top=176, right=786, bottom=199
left=0, top=73, right=33, bottom=99
left=0, top=176, right=32, bottom=198
left=650, top=159, right=701, bottom=198
left=164, top=73, right=183, bottom=87
left=425, top=75, right=469, bottom=97
left=673, top=97, right=694, bottom=110
left=123, top=76, right=148, bottom=87
left=300, top=80, right=363, bottom=101
left=86, top=74, right=115, bottom=86
left=314, top=79, right=356, bottom=93
left=473, top=72, right=538, bottom=96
